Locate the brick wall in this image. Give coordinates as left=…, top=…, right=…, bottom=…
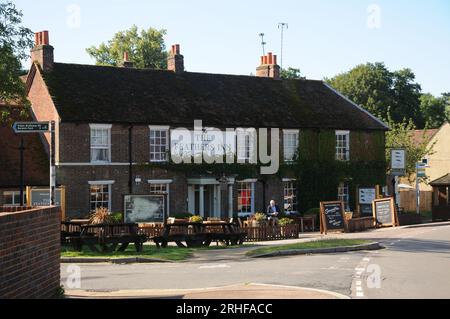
left=0, top=206, right=61, bottom=299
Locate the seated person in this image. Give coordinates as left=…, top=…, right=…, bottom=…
left=266, top=200, right=281, bottom=224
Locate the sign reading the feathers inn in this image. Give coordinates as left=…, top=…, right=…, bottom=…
left=320, top=201, right=346, bottom=234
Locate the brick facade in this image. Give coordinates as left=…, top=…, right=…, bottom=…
left=0, top=206, right=61, bottom=299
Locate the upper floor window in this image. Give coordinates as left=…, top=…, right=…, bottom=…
left=90, top=124, right=112, bottom=163
left=149, top=126, right=170, bottom=162
left=237, top=129, right=256, bottom=163
left=283, top=130, right=299, bottom=162
left=335, top=130, right=350, bottom=161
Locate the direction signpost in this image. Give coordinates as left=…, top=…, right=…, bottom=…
left=12, top=121, right=54, bottom=207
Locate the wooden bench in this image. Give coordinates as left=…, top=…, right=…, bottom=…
left=75, top=223, right=148, bottom=253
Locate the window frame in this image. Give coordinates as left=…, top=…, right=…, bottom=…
left=89, top=124, right=112, bottom=164
left=149, top=126, right=170, bottom=163
left=335, top=130, right=350, bottom=161
left=237, top=181, right=255, bottom=214
left=236, top=129, right=256, bottom=163
left=3, top=191, right=26, bottom=206
left=338, top=182, right=350, bottom=211
left=88, top=181, right=114, bottom=212
left=283, top=129, right=300, bottom=163
left=283, top=180, right=298, bottom=213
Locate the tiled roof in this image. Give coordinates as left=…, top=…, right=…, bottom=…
left=430, top=174, right=450, bottom=186
left=41, top=63, right=388, bottom=130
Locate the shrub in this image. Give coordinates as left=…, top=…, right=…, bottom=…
left=173, top=213, right=194, bottom=219
left=111, top=212, right=124, bottom=223
left=279, top=217, right=294, bottom=226
left=89, top=207, right=115, bottom=225
left=254, top=212, right=267, bottom=222
left=189, top=215, right=203, bottom=223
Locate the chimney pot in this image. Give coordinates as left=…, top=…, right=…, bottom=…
left=273, top=55, right=277, bottom=65
left=268, top=52, right=273, bottom=65
left=124, top=51, right=129, bottom=62
left=31, top=30, right=54, bottom=72
left=167, top=43, right=184, bottom=73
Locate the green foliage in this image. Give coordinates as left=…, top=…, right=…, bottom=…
left=385, top=117, right=435, bottom=182
left=326, top=62, right=423, bottom=128
left=86, top=25, right=167, bottom=69
left=0, top=1, right=33, bottom=122
left=278, top=217, right=294, bottom=226
left=280, top=67, right=303, bottom=79
left=189, top=215, right=203, bottom=223
left=254, top=213, right=266, bottom=222
left=173, top=213, right=193, bottom=219
left=420, top=93, right=448, bottom=128
left=111, top=212, right=124, bottom=223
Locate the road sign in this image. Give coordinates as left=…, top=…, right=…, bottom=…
left=13, top=122, right=50, bottom=133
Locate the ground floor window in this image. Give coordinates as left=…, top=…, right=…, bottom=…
left=3, top=191, right=26, bottom=206
left=89, top=184, right=111, bottom=212
left=238, top=182, right=254, bottom=214
left=150, top=183, right=168, bottom=195
left=283, top=181, right=298, bottom=213
left=338, top=182, right=350, bottom=211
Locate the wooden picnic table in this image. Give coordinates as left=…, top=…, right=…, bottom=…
left=152, top=222, right=246, bottom=248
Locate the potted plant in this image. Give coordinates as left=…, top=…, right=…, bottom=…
left=89, top=207, right=115, bottom=225
left=279, top=217, right=294, bottom=237
left=252, top=212, right=267, bottom=227
left=189, top=215, right=203, bottom=223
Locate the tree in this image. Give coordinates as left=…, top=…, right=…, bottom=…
left=86, top=25, right=168, bottom=69
left=326, top=62, right=424, bottom=128
left=419, top=93, right=448, bottom=128
left=443, top=92, right=450, bottom=122
left=280, top=67, right=303, bottom=79
left=385, top=116, right=435, bottom=183
left=0, top=1, right=33, bottom=122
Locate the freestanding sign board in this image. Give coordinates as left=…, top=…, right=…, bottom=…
left=391, top=149, right=406, bottom=177
left=358, top=187, right=377, bottom=217
left=320, top=201, right=346, bottom=234
left=372, top=197, right=397, bottom=227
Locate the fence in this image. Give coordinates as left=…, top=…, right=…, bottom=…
left=400, top=190, right=432, bottom=212
left=243, top=224, right=300, bottom=242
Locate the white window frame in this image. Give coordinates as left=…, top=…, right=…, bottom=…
left=149, top=125, right=170, bottom=163
left=236, top=128, right=256, bottom=163
left=283, top=129, right=299, bottom=163
left=3, top=191, right=26, bottom=206
left=338, top=182, right=350, bottom=211
left=88, top=180, right=114, bottom=212
left=283, top=180, right=298, bottom=213
left=148, top=179, right=172, bottom=217
left=90, top=124, right=112, bottom=164
left=335, top=130, right=350, bottom=161
left=237, top=181, right=255, bottom=214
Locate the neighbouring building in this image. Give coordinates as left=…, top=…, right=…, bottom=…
left=0, top=101, right=49, bottom=206
left=22, top=31, right=388, bottom=220
left=399, top=123, right=450, bottom=212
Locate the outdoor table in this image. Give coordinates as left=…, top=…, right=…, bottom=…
left=299, top=216, right=315, bottom=232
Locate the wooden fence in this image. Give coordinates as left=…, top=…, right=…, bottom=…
left=400, top=190, right=432, bottom=212
left=243, top=224, right=300, bottom=242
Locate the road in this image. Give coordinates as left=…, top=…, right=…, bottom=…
left=61, top=223, right=450, bottom=299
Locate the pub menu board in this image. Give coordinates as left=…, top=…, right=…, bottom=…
left=320, top=201, right=346, bottom=234
left=124, top=195, right=165, bottom=223
left=359, top=187, right=377, bottom=217
left=372, top=197, right=396, bottom=227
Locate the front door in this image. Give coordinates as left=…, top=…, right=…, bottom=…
left=188, top=184, right=221, bottom=218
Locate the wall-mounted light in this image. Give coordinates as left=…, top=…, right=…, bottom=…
left=134, top=176, right=142, bottom=185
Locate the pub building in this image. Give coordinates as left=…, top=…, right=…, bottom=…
left=16, top=31, right=388, bottom=220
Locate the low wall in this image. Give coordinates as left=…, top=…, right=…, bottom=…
left=0, top=206, right=61, bottom=299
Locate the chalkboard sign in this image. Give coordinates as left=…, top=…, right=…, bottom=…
left=124, top=195, right=165, bottom=223
left=320, top=201, right=346, bottom=234
left=360, top=204, right=373, bottom=217
left=372, top=198, right=396, bottom=227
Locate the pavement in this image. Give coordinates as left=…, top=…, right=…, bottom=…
left=62, top=221, right=450, bottom=299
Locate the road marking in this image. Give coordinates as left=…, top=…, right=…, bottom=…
left=356, top=292, right=364, bottom=297
left=356, top=281, right=362, bottom=286
left=363, top=257, right=371, bottom=262
left=198, top=264, right=230, bottom=269
left=356, top=286, right=363, bottom=292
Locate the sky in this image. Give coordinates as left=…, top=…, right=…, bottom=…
left=12, top=0, right=450, bottom=96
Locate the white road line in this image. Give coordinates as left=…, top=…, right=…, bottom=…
left=198, top=264, right=230, bottom=269
left=363, top=257, right=371, bottom=262
left=356, top=281, right=362, bottom=286
left=356, top=292, right=364, bottom=297
left=356, top=286, right=363, bottom=292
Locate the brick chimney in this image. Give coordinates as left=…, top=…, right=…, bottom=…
left=122, top=51, right=134, bottom=68
left=31, top=31, right=54, bottom=72
left=167, top=44, right=184, bottom=73
left=256, top=52, right=280, bottom=79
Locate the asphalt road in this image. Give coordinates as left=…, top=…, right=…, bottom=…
left=61, top=224, right=450, bottom=299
